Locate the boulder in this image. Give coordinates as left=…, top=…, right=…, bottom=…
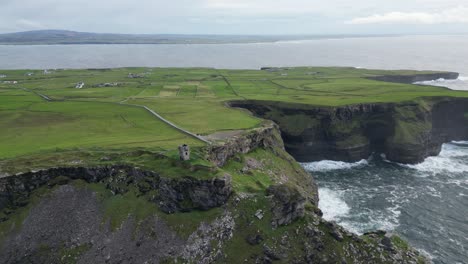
left=266, top=184, right=306, bottom=228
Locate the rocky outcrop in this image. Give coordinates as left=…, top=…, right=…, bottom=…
left=0, top=165, right=232, bottom=214
left=231, top=97, right=468, bottom=164
left=158, top=174, right=232, bottom=213
left=267, top=184, right=306, bottom=228
left=368, top=72, right=459, bottom=84
left=208, top=122, right=284, bottom=167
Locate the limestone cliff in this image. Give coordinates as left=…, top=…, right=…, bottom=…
left=0, top=165, right=232, bottom=214
left=368, top=72, right=459, bottom=84
left=230, top=97, right=468, bottom=164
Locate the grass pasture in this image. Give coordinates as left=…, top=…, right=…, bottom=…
left=1, top=66, right=468, bottom=162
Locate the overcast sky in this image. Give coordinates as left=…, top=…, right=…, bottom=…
left=1, top=0, right=468, bottom=34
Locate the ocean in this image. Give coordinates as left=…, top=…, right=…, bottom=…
left=302, top=143, right=468, bottom=264
left=1, top=35, right=467, bottom=263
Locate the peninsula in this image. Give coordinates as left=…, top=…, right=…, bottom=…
left=0, top=66, right=466, bottom=263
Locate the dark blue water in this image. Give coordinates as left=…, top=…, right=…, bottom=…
left=303, top=142, right=468, bottom=264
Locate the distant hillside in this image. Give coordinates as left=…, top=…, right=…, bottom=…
left=0, top=30, right=382, bottom=45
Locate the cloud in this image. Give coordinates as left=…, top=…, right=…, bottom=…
left=347, top=6, right=468, bottom=24
left=202, top=0, right=351, bottom=15
left=16, top=19, right=46, bottom=30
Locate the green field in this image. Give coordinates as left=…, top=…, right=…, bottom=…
left=1, top=67, right=467, bottom=162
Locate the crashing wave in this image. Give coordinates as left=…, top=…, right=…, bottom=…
left=318, top=188, right=350, bottom=221
left=301, top=159, right=368, bottom=172
left=414, top=76, right=468, bottom=91
left=403, top=143, right=468, bottom=174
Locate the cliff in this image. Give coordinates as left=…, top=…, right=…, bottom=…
left=368, top=72, right=459, bottom=84
left=0, top=165, right=232, bottom=214
left=230, top=97, right=468, bottom=164
left=0, top=123, right=427, bottom=263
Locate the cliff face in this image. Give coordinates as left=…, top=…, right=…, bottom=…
left=230, top=98, right=468, bottom=164
left=208, top=122, right=284, bottom=167
left=0, top=165, right=232, bottom=214
left=368, top=72, right=459, bottom=84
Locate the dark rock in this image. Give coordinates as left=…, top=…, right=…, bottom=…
left=266, top=185, right=306, bottom=228
left=381, top=236, right=394, bottom=251
left=158, top=174, right=232, bottom=213
left=0, top=166, right=232, bottom=214
left=326, top=222, right=344, bottom=242
left=0, top=185, right=185, bottom=264
left=263, top=245, right=282, bottom=260
left=246, top=234, right=264, bottom=245
left=208, top=123, right=284, bottom=167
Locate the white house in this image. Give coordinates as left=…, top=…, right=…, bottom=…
left=75, top=82, right=85, bottom=89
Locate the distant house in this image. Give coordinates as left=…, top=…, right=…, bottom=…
left=0, top=74, right=6, bottom=78
left=95, top=82, right=120, bottom=87
left=25, top=72, right=34, bottom=76
left=3, top=81, right=18, bottom=84
left=127, top=73, right=144, bottom=79
left=75, top=82, right=85, bottom=89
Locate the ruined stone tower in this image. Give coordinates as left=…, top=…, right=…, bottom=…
left=178, top=144, right=190, bottom=161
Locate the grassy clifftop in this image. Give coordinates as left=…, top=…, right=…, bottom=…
left=0, top=66, right=463, bottom=263
left=0, top=66, right=466, bottom=160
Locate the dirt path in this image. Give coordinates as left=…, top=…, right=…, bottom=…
left=120, top=102, right=212, bottom=144
left=19, top=87, right=211, bottom=145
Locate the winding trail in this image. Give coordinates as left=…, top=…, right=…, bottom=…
left=119, top=102, right=211, bottom=144
left=21, top=88, right=52, bottom=101
left=19, top=87, right=211, bottom=145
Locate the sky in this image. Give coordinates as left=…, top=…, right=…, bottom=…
left=1, top=0, right=468, bottom=35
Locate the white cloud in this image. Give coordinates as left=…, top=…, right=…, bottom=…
left=202, top=0, right=354, bottom=15
left=347, top=6, right=468, bottom=24
left=16, top=19, right=46, bottom=30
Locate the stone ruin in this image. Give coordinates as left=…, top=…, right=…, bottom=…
left=178, top=144, right=190, bottom=161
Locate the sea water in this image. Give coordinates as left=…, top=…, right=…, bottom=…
left=303, top=142, right=468, bottom=264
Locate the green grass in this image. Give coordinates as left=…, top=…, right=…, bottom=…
left=159, top=207, right=223, bottom=239
left=58, top=243, right=92, bottom=264
left=391, top=235, right=410, bottom=251
left=1, top=66, right=467, bottom=164
left=0, top=99, right=202, bottom=159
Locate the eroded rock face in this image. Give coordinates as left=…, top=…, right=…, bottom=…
left=208, top=123, right=284, bottom=167
left=158, top=174, right=232, bottom=213
left=267, top=184, right=306, bottom=228
left=0, top=165, right=232, bottom=214
left=231, top=98, right=468, bottom=164
left=0, top=185, right=185, bottom=264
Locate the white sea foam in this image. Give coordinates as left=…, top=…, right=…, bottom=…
left=452, top=140, right=468, bottom=145
left=403, top=143, right=468, bottom=174
left=414, top=76, right=468, bottom=91
left=301, top=159, right=368, bottom=172
left=417, top=248, right=436, bottom=262
left=318, top=188, right=350, bottom=221
left=336, top=210, right=400, bottom=235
